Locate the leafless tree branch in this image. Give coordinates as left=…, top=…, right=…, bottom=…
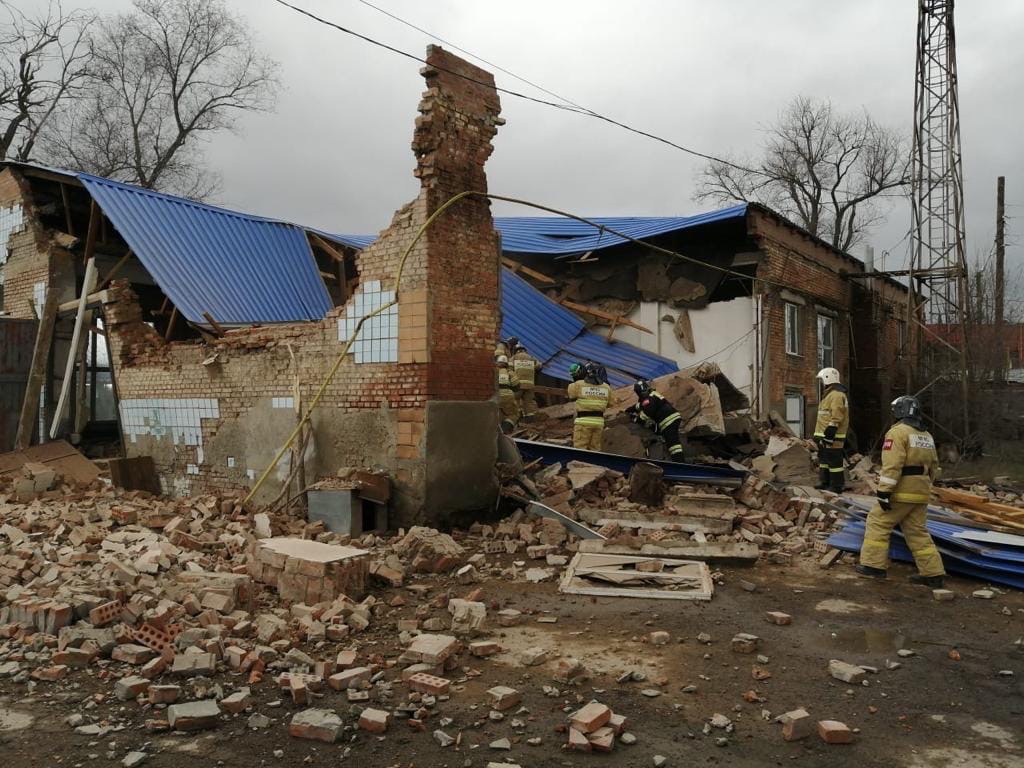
left=42, top=0, right=278, bottom=199
left=695, top=96, right=910, bottom=252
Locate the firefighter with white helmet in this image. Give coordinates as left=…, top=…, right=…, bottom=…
left=813, top=367, right=849, bottom=492
left=856, top=395, right=945, bottom=587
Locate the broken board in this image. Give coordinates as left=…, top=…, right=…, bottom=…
left=558, top=552, right=713, bottom=601
left=527, top=501, right=605, bottom=541
left=0, top=440, right=100, bottom=484
left=577, top=538, right=759, bottom=563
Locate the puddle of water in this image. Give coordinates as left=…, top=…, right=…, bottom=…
left=0, top=708, right=33, bottom=732
left=823, top=628, right=906, bottom=653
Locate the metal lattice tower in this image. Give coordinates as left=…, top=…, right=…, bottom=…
left=909, top=0, right=968, bottom=325
left=906, top=0, right=971, bottom=442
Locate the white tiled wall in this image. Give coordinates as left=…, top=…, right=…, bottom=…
left=271, top=396, right=295, bottom=409
left=337, top=280, right=398, bottom=363
left=0, top=203, right=25, bottom=283
left=119, top=398, right=220, bottom=448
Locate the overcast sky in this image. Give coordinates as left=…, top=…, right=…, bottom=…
left=70, top=0, right=1024, bottom=277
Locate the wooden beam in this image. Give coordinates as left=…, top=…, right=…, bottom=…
left=318, top=269, right=339, bottom=282
left=501, top=257, right=556, bottom=284
left=202, top=312, right=226, bottom=337
left=15, top=287, right=59, bottom=449
left=164, top=306, right=178, bottom=341
left=82, top=199, right=100, bottom=263
left=50, top=258, right=98, bottom=439
left=558, top=298, right=653, bottom=334
left=308, top=233, right=348, bottom=263
left=57, top=289, right=110, bottom=314
left=96, top=249, right=133, bottom=291
left=60, top=184, right=75, bottom=236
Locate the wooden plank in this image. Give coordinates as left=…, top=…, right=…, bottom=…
left=202, top=312, right=226, bottom=337
left=308, top=233, right=348, bottom=263
left=15, top=286, right=59, bottom=449
left=82, top=199, right=100, bottom=263
left=108, top=456, right=161, bottom=495
left=60, top=183, right=75, bottom=236
left=0, top=439, right=99, bottom=483
left=164, top=306, right=178, bottom=341
left=95, top=249, right=133, bottom=291
left=501, top=257, right=556, bottom=284
left=558, top=298, right=653, bottom=334
left=57, top=289, right=111, bottom=314
left=50, top=258, right=97, bottom=439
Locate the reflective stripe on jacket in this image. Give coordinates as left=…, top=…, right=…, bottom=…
left=814, top=385, right=849, bottom=439
left=877, top=421, right=940, bottom=503
left=497, top=368, right=519, bottom=399
left=637, top=391, right=681, bottom=432
left=567, top=380, right=612, bottom=426
left=511, top=351, right=537, bottom=387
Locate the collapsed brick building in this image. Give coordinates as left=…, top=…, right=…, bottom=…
left=0, top=45, right=914, bottom=521
left=0, top=46, right=506, bottom=524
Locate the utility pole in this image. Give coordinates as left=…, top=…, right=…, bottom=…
left=995, top=175, right=1006, bottom=382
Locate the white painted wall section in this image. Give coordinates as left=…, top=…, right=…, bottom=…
left=614, top=297, right=756, bottom=400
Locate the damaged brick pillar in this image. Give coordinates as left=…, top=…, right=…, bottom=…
left=414, top=45, right=504, bottom=522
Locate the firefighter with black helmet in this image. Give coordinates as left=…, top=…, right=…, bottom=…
left=627, top=379, right=684, bottom=460
left=855, top=395, right=945, bottom=588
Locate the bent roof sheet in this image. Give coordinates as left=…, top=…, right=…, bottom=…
left=79, top=174, right=332, bottom=325
left=493, top=205, right=748, bottom=255
left=499, top=270, right=676, bottom=385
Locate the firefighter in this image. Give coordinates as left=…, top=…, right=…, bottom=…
left=495, top=335, right=517, bottom=360
left=855, top=395, right=945, bottom=588
left=813, top=367, right=849, bottom=493
left=511, top=342, right=538, bottom=418
left=495, top=354, right=520, bottom=432
left=566, top=362, right=612, bottom=451
left=627, top=379, right=684, bottom=460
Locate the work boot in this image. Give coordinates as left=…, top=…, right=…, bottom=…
left=828, top=472, right=846, bottom=494
left=855, top=564, right=887, bottom=579
left=909, top=573, right=945, bottom=588
left=814, top=468, right=830, bottom=491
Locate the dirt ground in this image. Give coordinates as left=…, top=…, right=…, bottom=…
left=1, top=556, right=1021, bottom=768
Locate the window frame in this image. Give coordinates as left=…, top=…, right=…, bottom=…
left=816, top=313, right=835, bottom=371
left=784, top=301, right=801, bottom=356
left=784, top=390, right=805, bottom=437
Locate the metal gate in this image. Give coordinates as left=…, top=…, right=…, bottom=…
left=0, top=318, right=38, bottom=451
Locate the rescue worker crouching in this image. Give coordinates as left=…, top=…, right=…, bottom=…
left=566, top=362, right=612, bottom=451
left=813, top=367, right=849, bottom=493
left=511, top=342, right=538, bottom=419
left=627, top=379, right=684, bottom=460
left=496, top=354, right=520, bottom=432
left=855, top=395, right=946, bottom=588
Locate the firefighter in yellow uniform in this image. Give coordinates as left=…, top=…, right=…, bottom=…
left=813, top=367, right=849, bottom=493
left=496, top=354, right=520, bottom=432
left=511, top=342, right=538, bottom=418
left=856, top=395, right=945, bottom=588
left=566, top=362, right=611, bottom=451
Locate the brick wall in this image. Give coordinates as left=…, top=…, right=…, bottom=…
left=102, top=46, right=503, bottom=524
left=751, top=209, right=908, bottom=447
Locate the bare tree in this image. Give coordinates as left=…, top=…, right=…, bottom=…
left=0, top=1, right=93, bottom=162
left=45, top=0, right=278, bottom=198
left=696, top=96, right=909, bottom=252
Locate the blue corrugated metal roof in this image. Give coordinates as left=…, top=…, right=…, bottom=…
left=499, top=270, right=677, bottom=384
left=79, top=174, right=332, bottom=325
left=493, top=205, right=748, bottom=255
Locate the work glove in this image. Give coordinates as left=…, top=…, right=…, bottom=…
left=823, top=425, right=838, bottom=442
left=877, top=491, right=892, bottom=512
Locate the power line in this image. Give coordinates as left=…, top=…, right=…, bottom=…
left=353, top=0, right=591, bottom=115
left=271, top=0, right=762, bottom=176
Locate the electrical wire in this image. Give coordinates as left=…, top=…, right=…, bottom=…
left=271, top=0, right=763, bottom=176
